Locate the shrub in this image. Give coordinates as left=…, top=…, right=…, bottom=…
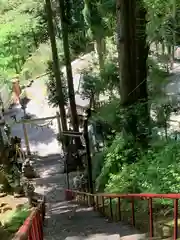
left=94, top=98, right=121, bottom=131
left=45, top=60, right=68, bottom=108
left=96, top=134, right=139, bottom=191
left=19, top=40, right=64, bottom=82
left=92, top=151, right=105, bottom=182
left=3, top=205, right=30, bottom=233
left=101, top=138, right=180, bottom=206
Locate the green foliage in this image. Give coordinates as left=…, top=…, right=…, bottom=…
left=81, top=69, right=102, bottom=99
left=81, top=55, right=119, bottom=102
left=101, top=60, right=119, bottom=94
left=0, top=73, right=10, bottom=88
left=82, top=0, right=107, bottom=40
left=91, top=151, right=105, bottom=182
left=96, top=134, right=139, bottom=191
left=94, top=98, right=121, bottom=131
left=148, top=58, right=169, bottom=99
left=46, top=60, right=68, bottom=107
left=0, top=0, right=91, bottom=82
left=20, top=40, right=64, bottom=81
left=96, top=134, right=180, bottom=204
left=146, top=0, right=180, bottom=45
left=0, top=0, right=47, bottom=75
left=65, top=0, right=89, bottom=54
left=3, top=205, right=30, bottom=233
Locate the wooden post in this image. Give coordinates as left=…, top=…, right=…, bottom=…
left=56, top=111, right=62, bottom=135
left=22, top=122, right=31, bottom=155
left=83, top=109, right=93, bottom=194
left=56, top=111, right=64, bottom=150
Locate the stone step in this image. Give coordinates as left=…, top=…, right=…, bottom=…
left=65, top=234, right=120, bottom=240
left=120, top=233, right=146, bottom=240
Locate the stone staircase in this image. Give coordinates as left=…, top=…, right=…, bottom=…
left=44, top=200, right=145, bottom=240
left=32, top=154, right=146, bottom=240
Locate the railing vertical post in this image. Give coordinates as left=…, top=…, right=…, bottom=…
left=93, top=195, right=96, bottom=210
left=131, top=197, right=135, bottom=227
left=96, top=196, right=99, bottom=211
left=118, top=197, right=121, bottom=221
left=29, top=216, right=36, bottom=240
left=110, top=197, right=113, bottom=220
left=102, top=196, right=105, bottom=215
left=174, top=199, right=178, bottom=240
left=149, top=198, right=154, bottom=238
left=83, top=193, right=86, bottom=205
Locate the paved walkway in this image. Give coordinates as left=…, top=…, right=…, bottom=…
left=33, top=155, right=145, bottom=240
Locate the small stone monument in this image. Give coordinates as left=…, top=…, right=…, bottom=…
left=23, top=180, right=35, bottom=206
left=22, top=158, right=38, bottom=179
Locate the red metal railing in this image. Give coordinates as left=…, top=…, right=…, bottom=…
left=65, top=189, right=180, bottom=239
left=12, top=197, right=45, bottom=240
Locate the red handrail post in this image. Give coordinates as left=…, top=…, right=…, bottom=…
left=102, top=196, right=105, bottom=215
left=38, top=211, right=43, bottom=240
left=118, top=197, right=121, bottom=221
left=131, top=197, right=135, bottom=227
left=29, top=216, right=36, bottom=240
left=149, top=198, right=154, bottom=238
left=174, top=199, right=178, bottom=240
left=110, top=197, right=113, bottom=220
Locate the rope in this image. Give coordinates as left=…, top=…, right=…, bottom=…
left=9, top=118, right=54, bottom=129
left=30, top=119, right=53, bottom=128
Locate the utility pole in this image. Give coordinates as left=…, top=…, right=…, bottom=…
left=45, top=0, right=68, bottom=137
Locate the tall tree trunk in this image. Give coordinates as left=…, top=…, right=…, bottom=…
left=135, top=0, right=149, bottom=147
left=45, top=0, right=68, bottom=135
left=117, top=0, right=137, bottom=106
left=58, top=0, right=79, bottom=134
left=116, top=0, right=121, bottom=63
left=95, top=38, right=105, bottom=71
left=94, top=36, right=105, bottom=105
left=117, top=0, right=137, bottom=137
left=117, top=0, right=149, bottom=147
left=172, top=0, right=176, bottom=68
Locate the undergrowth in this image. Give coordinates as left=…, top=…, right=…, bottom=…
left=93, top=134, right=180, bottom=207
left=2, top=204, right=30, bottom=233
left=91, top=134, right=180, bottom=237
